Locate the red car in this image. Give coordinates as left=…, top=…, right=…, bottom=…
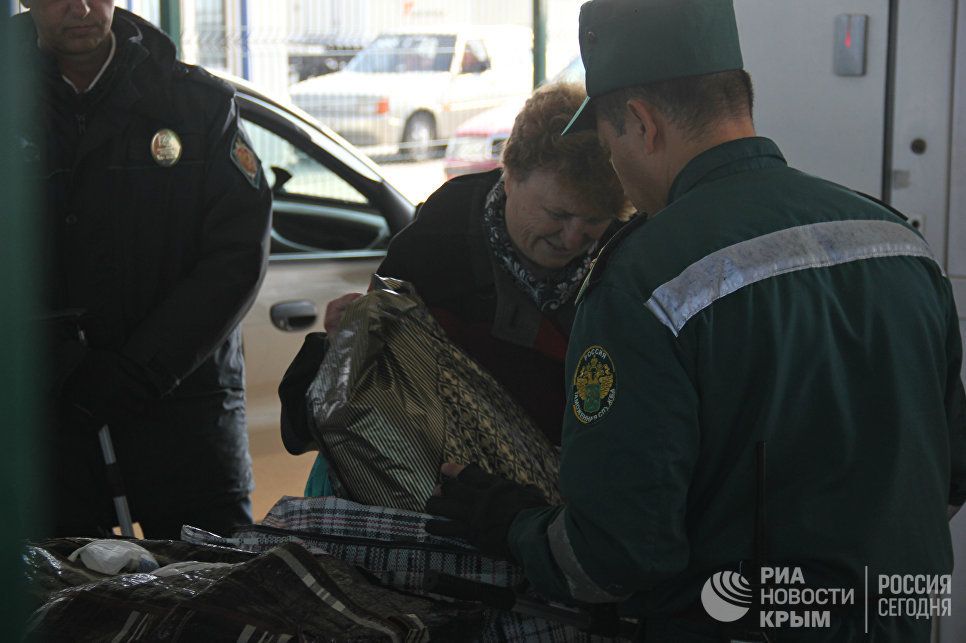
left=443, top=57, right=585, bottom=179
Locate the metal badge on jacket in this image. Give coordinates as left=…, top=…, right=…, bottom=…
left=150, top=128, right=182, bottom=167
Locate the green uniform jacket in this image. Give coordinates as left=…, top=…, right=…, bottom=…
left=508, top=138, right=966, bottom=641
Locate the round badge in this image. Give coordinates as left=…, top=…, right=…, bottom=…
left=572, top=345, right=616, bottom=424
left=150, top=128, right=182, bottom=167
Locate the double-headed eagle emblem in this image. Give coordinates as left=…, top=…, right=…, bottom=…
left=575, top=356, right=614, bottom=415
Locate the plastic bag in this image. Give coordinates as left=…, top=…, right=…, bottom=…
left=304, top=277, right=561, bottom=511
left=25, top=539, right=482, bottom=641
left=67, top=539, right=159, bottom=575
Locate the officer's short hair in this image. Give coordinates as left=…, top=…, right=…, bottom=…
left=596, top=69, right=754, bottom=141
left=503, top=82, right=633, bottom=221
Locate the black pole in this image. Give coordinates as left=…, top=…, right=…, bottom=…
left=159, top=0, right=181, bottom=57
left=0, top=11, right=41, bottom=636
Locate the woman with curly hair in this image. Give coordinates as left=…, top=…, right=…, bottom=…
left=322, top=83, right=633, bottom=447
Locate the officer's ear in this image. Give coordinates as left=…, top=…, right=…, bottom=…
left=625, top=98, right=661, bottom=156
left=21, top=0, right=32, bottom=7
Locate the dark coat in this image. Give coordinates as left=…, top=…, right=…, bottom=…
left=510, top=137, right=966, bottom=641
left=377, top=170, right=586, bottom=445
left=16, top=9, right=272, bottom=536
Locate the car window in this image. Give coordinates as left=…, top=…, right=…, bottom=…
left=345, top=34, right=457, bottom=73
left=242, top=118, right=368, bottom=205
left=461, top=40, right=491, bottom=74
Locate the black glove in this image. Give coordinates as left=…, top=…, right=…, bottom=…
left=425, top=464, right=550, bottom=560
left=61, top=347, right=158, bottom=430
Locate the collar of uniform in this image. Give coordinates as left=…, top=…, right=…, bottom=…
left=108, top=9, right=180, bottom=124
left=666, top=136, right=786, bottom=206
left=60, top=32, right=116, bottom=94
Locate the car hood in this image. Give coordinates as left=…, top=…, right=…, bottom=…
left=289, top=71, right=451, bottom=98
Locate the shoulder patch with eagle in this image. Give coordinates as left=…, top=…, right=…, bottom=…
left=572, top=345, right=616, bottom=425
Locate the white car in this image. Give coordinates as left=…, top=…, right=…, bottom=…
left=219, top=73, right=415, bottom=434
left=288, top=26, right=533, bottom=160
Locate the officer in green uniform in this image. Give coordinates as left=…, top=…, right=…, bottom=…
left=426, top=1, right=966, bottom=641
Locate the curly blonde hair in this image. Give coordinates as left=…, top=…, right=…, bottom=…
left=502, top=82, right=632, bottom=220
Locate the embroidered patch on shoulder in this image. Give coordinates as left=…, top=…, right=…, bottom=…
left=572, top=345, right=616, bottom=424
left=230, top=131, right=260, bottom=188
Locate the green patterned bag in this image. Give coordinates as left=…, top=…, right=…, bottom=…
left=305, top=277, right=561, bottom=511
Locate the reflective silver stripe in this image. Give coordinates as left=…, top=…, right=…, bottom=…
left=547, top=510, right=631, bottom=603
left=645, top=220, right=939, bottom=336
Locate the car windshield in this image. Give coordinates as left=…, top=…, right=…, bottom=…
left=345, top=34, right=457, bottom=73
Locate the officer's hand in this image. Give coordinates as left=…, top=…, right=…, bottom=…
left=425, top=463, right=550, bottom=561
left=61, top=349, right=157, bottom=430
left=323, top=293, right=364, bottom=334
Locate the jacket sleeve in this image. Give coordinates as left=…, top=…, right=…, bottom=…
left=374, top=203, right=435, bottom=284
left=375, top=180, right=485, bottom=304
left=121, top=95, right=272, bottom=395
left=945, top=282, right=966, bottom=507
left=508, top=284, right=698, bottom=602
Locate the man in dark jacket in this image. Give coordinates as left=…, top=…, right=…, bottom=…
left=427, top=1, right=966, bottom=641
left=16, top=0, right=272, bottom=538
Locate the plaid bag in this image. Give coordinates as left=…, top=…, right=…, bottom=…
left=182, top=496, right=629, bottom=642
left=25, top=539, right=479, bottom=642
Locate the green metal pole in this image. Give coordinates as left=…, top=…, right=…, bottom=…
left=159, top=0, right=181, bottom=56
left=533, top=0, right=546, bottom=88
left=0, top=10, right=40, bottom=637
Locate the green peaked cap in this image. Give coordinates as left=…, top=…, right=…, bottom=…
left=563, top=0, right=744, bottom=135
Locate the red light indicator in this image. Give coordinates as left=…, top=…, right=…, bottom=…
left=845, top=29, right=853, bottom=49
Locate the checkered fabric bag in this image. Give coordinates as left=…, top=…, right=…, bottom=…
left=185, top=496, right=520, bottom=590
left=182, top=496, right=626, bottom=642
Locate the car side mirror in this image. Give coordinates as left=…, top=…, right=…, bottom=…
left=271, top=166, right=293, bottom=194
left=462, top=60, right=490, bottom=74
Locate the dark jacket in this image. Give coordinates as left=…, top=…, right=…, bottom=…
left=510, top=137, right=966, bottom=641
left=17, top=9, right=271, bottom=533
left=378, top=170, right=581, bottom=445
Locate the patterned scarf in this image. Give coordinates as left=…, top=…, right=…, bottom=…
left=483, top=176, right=594, bottom=312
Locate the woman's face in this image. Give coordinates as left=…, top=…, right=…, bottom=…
left=504, top=169, right=614, bottom=271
